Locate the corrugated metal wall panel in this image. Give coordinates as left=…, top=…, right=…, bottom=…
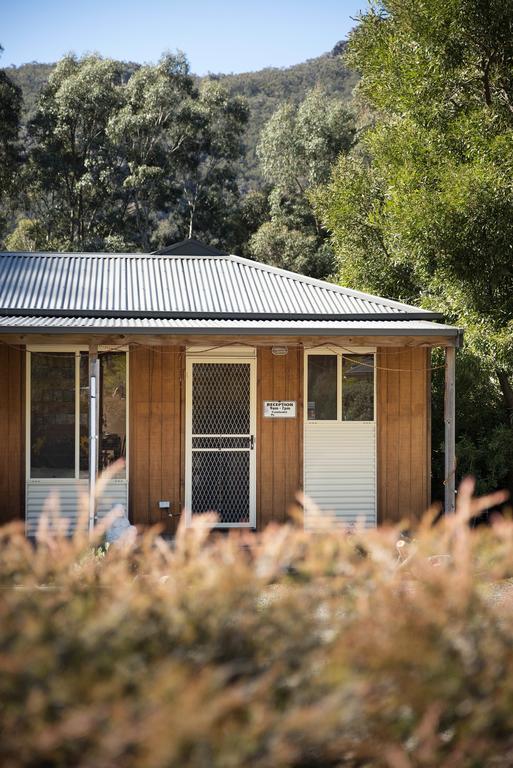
left=304, top=422, right=376, bottom=530
left=26, top=479, right=128, bottom=537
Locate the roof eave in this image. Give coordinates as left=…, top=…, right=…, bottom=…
left=0, top=324, right=463, bottom=338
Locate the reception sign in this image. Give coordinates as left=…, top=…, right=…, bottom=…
left=263, top=401, right=296, bottom=418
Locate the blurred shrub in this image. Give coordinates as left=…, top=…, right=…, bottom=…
left=1, top=481, right=513, bottom=767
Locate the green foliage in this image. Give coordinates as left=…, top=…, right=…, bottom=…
left=251, top=89, right=355, bottom=276
left=4, top=217, right=45, bottom=251
left=0, top=47, right=21, bottom=238
left=250, top=220, right=332, bottom=277
left=315, top=0, right=513, bottom=495
left=219, top=45, right=358, bottom=188
left=1, top=44, right=358, bottom=254
left=5, top=44, right=358, bottom=189
left=1, top=483, right=513, bottom=767
left=162, top=79, right=249, bottom=247
left=106, top=52, right=195, bottom=250
left=26, top=54, right=125, bottom=251
left=258, top=87, right=355, bottom=195
left=0, top=70, right=21, bottom=186
left=8, top=53, right=248, bottom=252
left=3, top=61, right=54, bottom=120
left=431, top=349, right=513, bottom=497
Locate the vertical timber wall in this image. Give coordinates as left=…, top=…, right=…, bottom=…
left=377, top=347, right=431, bottom=523
left=129, top=345, right=184, bottom=534
left=0, top=345, right=24, bottom=524
left=257, top=347, right=303, bottom=528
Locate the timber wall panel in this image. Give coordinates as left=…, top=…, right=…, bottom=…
left=0, top=345, right=24, bottom=524
left=257, top=348, right=303, bottom=528
left=377, top=347, right=430, bottom=523
left=129, top=346, right=184, bottom=533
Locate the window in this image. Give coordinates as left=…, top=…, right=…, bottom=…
left=31, top=353, right=77, bottom=478
left=99, top=352, right=127, bottom=476
left=307, top=355, right=337, bottom=420
left=30, top=350, right=127, bottom=479
left=342, top=355, right=374, bottom=421
left=306, top=352, right=375, bottom=422
left=79, top=353, right=89, bottom=477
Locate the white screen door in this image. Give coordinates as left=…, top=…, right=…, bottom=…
left=185, top=356, right=256, bottom=527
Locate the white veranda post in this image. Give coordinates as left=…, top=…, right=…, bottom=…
left=88, top=345, right=100, bottom=532
left=444, top=346, right=456, bottom=514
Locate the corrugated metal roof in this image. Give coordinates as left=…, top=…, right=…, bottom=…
left=0, top=251, right=440, bottom=320
left=0, top=315, right=460, bottom=337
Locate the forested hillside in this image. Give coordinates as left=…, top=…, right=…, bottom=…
left=214, top=46, right=358, bottom=186
left=5, top=44, right=358, bottom=187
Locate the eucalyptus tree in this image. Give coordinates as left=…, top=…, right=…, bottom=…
left=107, top=58, right=248, bottom=250
left=252, top=88, right=355, bottom=276
left=164, top=79, right=249, bottom=246
left=0, top=46, right=22, bottom=237
left=26, top=54, right=125, bottom=250
left=107, top=52, right=196, bottom=251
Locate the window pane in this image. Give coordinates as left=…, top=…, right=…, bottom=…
left=99, top=352, right=126, bottom=477
left=342, top=355, right=374, bottom=421
left=307, top=355, right=337, bottom=420
left=31, top=353, right=75, bottom=478
left=79, top=353, right=89, bottom=478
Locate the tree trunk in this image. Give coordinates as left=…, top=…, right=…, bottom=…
left=482, top=57, right=493, bottom=107
left=188, top=196, right=197, bottom=239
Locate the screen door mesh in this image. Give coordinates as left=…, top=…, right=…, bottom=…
left=191, top=363, right=252, bottom=524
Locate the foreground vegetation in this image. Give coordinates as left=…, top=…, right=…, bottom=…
left=1, top=480, right=513, bottom=767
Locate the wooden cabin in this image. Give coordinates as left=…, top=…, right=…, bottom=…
left=0, top=240, right=461, bottom=535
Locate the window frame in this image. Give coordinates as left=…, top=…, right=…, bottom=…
left=304, top=347, right=376, bottom=424
left=26, top=346, right=129, bottom=483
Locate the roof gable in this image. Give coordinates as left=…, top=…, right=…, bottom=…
left=0, top=250, right=440, bottom=321
left=152, top=238, right=227, bottom=256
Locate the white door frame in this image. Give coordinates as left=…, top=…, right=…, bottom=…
left=185, top=351, right=257, bottom=528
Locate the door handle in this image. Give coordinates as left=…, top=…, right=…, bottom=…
left=250, top=435, right=255, bottom=450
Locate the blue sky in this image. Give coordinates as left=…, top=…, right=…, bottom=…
left=2, top=0, right=366, bottom=73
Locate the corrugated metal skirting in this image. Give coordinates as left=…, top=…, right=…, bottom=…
left=304, top=422, right=376, bottom=530
left=26, top=479, right=128, bottom=537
